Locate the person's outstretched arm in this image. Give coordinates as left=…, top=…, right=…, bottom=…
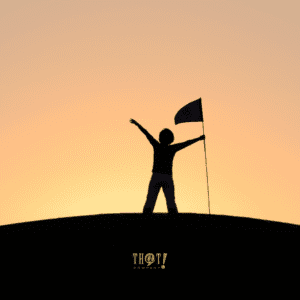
left=172, top=135, right=205, bottom=152
left=130, top=119, right=158, bottom=147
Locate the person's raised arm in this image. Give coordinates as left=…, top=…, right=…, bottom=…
left=172, top=135, right=205, bottom=152
left=130, top=119, right=158, bottom=147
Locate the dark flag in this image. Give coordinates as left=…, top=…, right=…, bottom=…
left=174, top=98, right=203, bottom=125
left=174, top=97, right=211, bottom=214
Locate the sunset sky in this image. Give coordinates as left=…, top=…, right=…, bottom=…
left=1, top=0, right=299, bottom=226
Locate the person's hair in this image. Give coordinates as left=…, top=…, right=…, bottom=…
left=159, top=128, right=174, bottom=145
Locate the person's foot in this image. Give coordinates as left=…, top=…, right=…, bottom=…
left=169, top=208, right=178, bottom=215
left=143, top=208, right=152, bottom=215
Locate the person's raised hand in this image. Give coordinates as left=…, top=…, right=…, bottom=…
left=130, top=118, right=138, bottom=125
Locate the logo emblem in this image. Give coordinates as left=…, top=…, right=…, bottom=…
left=132, top=253, right=167, bottom=269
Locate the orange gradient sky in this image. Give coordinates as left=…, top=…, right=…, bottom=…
left=1, top=0, right=300, bottom=226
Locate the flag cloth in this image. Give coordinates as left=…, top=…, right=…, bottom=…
left=174, top=98, right=203, bottom=125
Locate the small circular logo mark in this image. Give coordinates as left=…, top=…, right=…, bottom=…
left=145, top=253, right=155, bottom=267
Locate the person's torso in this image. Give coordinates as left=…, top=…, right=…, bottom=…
left=152, top=144, right=176, bottom=175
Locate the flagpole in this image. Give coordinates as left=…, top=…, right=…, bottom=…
left=202, top=120, right=211, bottom=215
left=174, top=97, right=210, bottom=214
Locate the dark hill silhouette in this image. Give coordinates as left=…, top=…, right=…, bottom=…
left=1, top=213, right=300, bottom=271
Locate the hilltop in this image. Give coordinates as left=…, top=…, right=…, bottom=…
left=1, top=213, right=299, bottom=271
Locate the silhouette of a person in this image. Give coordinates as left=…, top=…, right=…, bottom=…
left=130, top=119, right=205, bottom=215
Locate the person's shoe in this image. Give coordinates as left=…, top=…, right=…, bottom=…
left=169, top=208, right=178, bottom=215
left=143, top=208, right=152, bottom=215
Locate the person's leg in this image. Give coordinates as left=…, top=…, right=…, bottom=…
left=143, top=173, right=161, bottom=214
left=162, top=175, right=178, bottom=214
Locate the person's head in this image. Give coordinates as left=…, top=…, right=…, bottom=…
left=159, top=128, right=174, bottom=145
